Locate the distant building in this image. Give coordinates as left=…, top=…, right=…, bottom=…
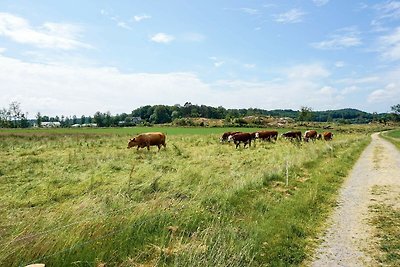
left=82, top=123, right=97, bottom=127
left=41, top=121, right=61, bottom=128
left=118, top=117, right=142, bottom=126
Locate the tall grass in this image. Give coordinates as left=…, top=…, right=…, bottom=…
left=0, top=130, right=370, bottom=266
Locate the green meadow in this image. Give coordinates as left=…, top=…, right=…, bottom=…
left=381, top=129, right=400, bottom=150
left=0, top=127, right=371, bottom=266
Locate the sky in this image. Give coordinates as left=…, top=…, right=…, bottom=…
left=1, top=0, right=400, bottom=117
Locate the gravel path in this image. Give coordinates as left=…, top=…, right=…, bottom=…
left=310, top=133, right=400, bottom=267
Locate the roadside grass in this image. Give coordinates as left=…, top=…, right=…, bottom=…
left=381, top=129, right=400, bottom=150
left=370, top=186, right=400, bottom=266
left=370, top=131, right=400, bottom=266
left=0, top=129, right=370, bottom=266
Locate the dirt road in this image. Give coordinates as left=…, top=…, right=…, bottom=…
left=310, top=133, right=400, bottom=266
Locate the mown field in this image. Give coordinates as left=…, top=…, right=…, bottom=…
left=0, top=126, right=372, bottom=266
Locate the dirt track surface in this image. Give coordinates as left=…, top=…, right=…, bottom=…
left=310, top=133, right=400, bottom=267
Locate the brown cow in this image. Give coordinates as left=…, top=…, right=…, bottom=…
left=255, top=130, right=278, bottom=142
left=281, top=131, right=302, bottom=141
left=127, top=132, right=166, bottom=151
left=220, top=131, right=241, bottom=142
left=317, top=131, right=333, bottom=141
left=304, top=130, right=318, bottom=142
left=228, top=132, right=252, bottom=148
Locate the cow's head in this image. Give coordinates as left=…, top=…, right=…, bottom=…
left=227, top=135, right=234, bottom=142
left=127, top=138, right=137, bottom=148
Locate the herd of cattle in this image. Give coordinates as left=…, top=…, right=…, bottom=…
left=127, top=130, right=334, bottom=150
left=221, top=130, right=333, bottom=148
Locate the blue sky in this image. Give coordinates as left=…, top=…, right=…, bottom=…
left=1, top=0, right=400, bottom=117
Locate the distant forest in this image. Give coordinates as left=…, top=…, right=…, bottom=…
left=1, top=102, right=399, bottom=128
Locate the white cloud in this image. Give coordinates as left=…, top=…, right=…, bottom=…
left=240, top=8, right=260, bottom=15
left=335, top=61, right=345, bottom=68
left=100, top=10, right=132, bottom=30
left=370, top=19, right=388, bottom=32
left=374, top=1, right=400, bottom=20
left=0, top=55, right=358, bottom=116
left=0, top=47, right=5, bottom=53
left=0, top=12, right=91, bottom=50
left=244, top=63, right=256, bottom=69
left=0, top=54, right=211, bottom=116
left=209, top=56, right=224, bottom=67
left=115, top=21, right=132, bottom=30
left=368, top=83, right=400, bottom=103
left=319, top=86, right=337, bottom=95
left=311, top=27, right=362, bottom=50
left=336, top=76, right=380, bottom=85
left=341, top=86, right=360, bottom=95
left=214, top=61, right=224, bottom=67
left=150, top=33, right=175, bottom=44
left=313, top=0, right=330, bottom=7
left=283, top=63, right=330, bottom=79
left=377, top=27, right=400, bottom=61
left=274, top=9, right=306, bottom=24
left=133, top=14, right=151, bottom=22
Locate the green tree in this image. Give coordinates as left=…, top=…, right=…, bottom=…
left=36, top=112, right=42, bottom=127
left=9, top=101, right=22, bottom=127
left=105, top=111, right=112, bottom=126
left=298, top=106, right=314, bottom=122
left=171, top=110, right=180, bottom=120
left=150, top=105, right=171, bottom=124
left=93, top=112, right=105, bottom=127
left=391, top=104, right=400, bottom=121
left=0, top=107, right=11, bottom=127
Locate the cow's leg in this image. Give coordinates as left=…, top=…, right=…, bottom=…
left=235, top=141, right=240, bottom=149
left=158, top=144, right=161, bottom=151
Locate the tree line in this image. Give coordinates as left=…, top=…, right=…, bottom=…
left=1, top=102, right=400, bottom=128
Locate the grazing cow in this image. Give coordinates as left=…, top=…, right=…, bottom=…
left=317, top=131, right=333, bottom=141
left=255, top=130, right=278, bottom=142
left=127, top=132, right=166, bottom=151
left=304, top=130, right=318, bottom=142
left=282, top=131, right=302, bottom=141
left=228, top=132, right=253, bottom=148
left=220, top=131, right=241, bottom=142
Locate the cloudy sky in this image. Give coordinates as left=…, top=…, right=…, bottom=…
left=1, top=0, right=400, bottom=117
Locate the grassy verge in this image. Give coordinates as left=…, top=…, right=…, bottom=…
left=0, top=130, right=370, bottom=266
left=369, top=186, right=400, bottom=266
left=381, top=129, right=400, bottom=150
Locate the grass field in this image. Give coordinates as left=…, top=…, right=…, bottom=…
left=0, top=127, right=371, bottom=266
left=381, top=129, right=400, bottom=150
